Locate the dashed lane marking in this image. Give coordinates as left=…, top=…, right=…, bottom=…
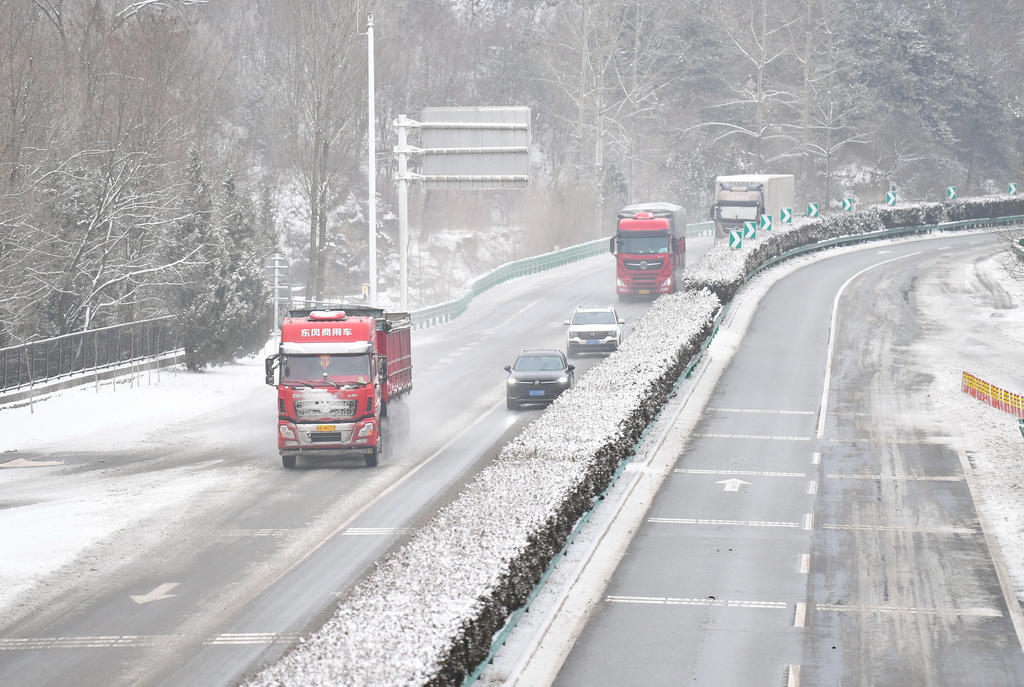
left=825, top=474, right=962, bottom=481
left=607, top=595, right=787, bottom=609
left=205, top=633, right=301, bottom=645
left=342, top=527, right=415, bottom=536
left=693, top=433, right=812, bottom=441
left=648, top=517, right=801, bottom=528
left=821, top=524, right=977, bottom=534
left=214, top=529, right=294, bottom=537
left=816, top=604, right=1001, bottom=617
left=0, top=633, right=301, bottom=651
left=604, top=598, right=1003, bottom=620
left=675, top=469, right=806, bottom=477
left=0, top=636, right=161, bottom=650
left=706, top=408, right=815, bottom=415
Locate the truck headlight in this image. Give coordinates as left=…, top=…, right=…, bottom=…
left=357, top=422, right=376, bottom=438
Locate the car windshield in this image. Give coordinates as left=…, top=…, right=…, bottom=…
left=572, top=311, right=616, bottom=325
left=514, top=354, right=564, bottom=372
left=282, top=354, right=370, bottom=382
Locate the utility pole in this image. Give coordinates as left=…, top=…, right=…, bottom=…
left=366, top=12, right=377, bottom=305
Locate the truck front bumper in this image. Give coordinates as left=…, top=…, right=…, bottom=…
left=277, top=419, right=378, bottom=453
left=616, top=276, right=672, bottom=295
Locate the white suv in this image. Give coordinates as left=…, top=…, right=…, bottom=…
left=564, top=306, right=625, bottom=358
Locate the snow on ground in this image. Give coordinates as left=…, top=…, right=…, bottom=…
left=0, top=357, right=268, bottom=455
left=914, top=251, right=1024, bottom=591
left=0, top=232, right=1022, bottom=676
left=0, top=355, right=271, bottom=620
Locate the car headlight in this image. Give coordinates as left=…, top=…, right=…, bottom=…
left=507, top=377, right=518, bottom=387
left=557, top=375, right=569, bottom=385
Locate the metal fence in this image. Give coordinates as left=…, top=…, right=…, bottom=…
left=0, top=317, right=180, bottom=394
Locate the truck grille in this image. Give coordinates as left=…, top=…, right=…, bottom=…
left=624, top=258, right=664, bottom=271
left=310, top=432, right=344, bottom=443
left=295, top=399, right=357, bottom=419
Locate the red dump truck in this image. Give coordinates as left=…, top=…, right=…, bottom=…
left=609, top=202, right=686, bottom=300
left=265, top=306, right=412, bottom=469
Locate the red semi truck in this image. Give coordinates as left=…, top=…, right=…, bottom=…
left=609, top=202, right=686, bottom=300
left=264, top=306, right=412, bottom=469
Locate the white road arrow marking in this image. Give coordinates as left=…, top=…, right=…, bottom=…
left=130, top=583, right=179, bottom=605
left=716, top=478, right=750, bottom=492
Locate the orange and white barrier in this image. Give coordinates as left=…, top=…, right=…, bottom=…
left=961, top=372, right=1024, bottom=418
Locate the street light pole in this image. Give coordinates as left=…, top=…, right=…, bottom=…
left=366, top=12, right=377, bottom=305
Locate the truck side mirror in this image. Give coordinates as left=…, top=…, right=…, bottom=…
left=265, top=355, right=278, bottom=386
left=378, top=355, right=387, bottom=383
left=608, top=236, right=616, bottom=254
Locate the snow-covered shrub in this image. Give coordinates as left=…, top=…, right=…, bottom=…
left=246, top=290, right=720, bottom=686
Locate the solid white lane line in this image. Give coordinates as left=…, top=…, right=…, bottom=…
left=816, top=252, right=922, bottom=438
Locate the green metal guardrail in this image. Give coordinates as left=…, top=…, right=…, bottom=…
left=410, top=221, right=716, bottom=330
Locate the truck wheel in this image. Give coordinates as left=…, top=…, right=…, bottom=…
left=365, top=450, right=379, bottom=468
left=617, top=293, right=627, bottom=302
left=282, top=455, right=296, bottom=469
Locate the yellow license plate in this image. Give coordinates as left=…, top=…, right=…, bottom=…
left=638, top=289, right=650, bottom=294
left=316, top=425, right=336, bottom=431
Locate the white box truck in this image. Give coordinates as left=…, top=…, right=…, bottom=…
left=710, top=174, right=795, bottom=240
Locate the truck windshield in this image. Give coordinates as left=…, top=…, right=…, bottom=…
left=618, top=235, right=669, bottom=255
left=282, top=354, right=370, bottom=383
left=718, top=204, right=760, bottom=221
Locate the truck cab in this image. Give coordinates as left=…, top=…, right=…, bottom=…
left=610, top=202, right=686, bottom=301
left=266, top=308, right=411, bottom=469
